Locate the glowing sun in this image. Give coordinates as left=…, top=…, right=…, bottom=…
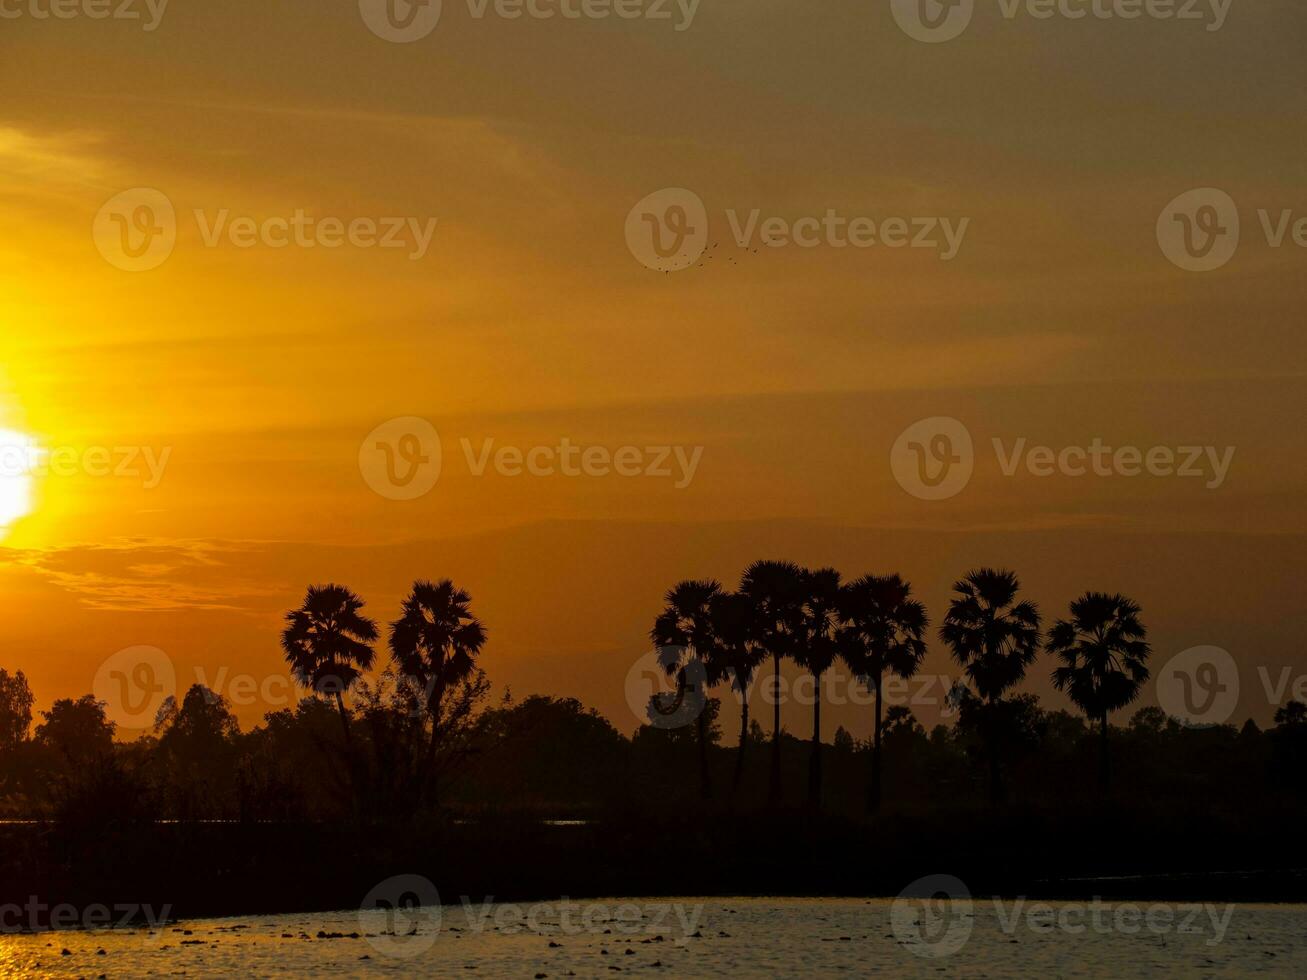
left=0, top=429, right=41, bottom=535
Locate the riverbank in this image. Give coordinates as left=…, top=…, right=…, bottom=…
left=4, top=799, right=1307, bottom=927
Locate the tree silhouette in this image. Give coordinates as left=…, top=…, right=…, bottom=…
left=389, top=579, right=487, bottom=801
left=794, top=567, right=842, bottom=809
left=1276, top=701, right=1307, bottom=727
left=34, top=695, right=115, bottom=766
left=708, top=589, right=767, bottom=795
left=939, top=568, right=1042, bottom=803
left=0, top=667, right=34, bottom=752
left=651, top=579, right=723, bottom=801
left=739, top=560, right=804, bottom=804
left=281, top=584, right=379, bottom=749
left=838, top=573, right=928, bottom=813
left=1047, top=591, right=1150, bottom=792
left=154, top=684, right=241, bottom=819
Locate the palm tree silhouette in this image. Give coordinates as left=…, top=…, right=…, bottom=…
left=939, top=568, right=1042, bottom=803
left=281, top=584, right=379, bottom=749
left=1047, top=591, right=1150, bottom=792
left=651, top=579, right=724, bottom=801
left=739, top=560, right=805, bottom=804
left=708, top=589, right=767, bottom=795
left=389, top=579, right=487, bottom=799
left=794, top=567, right=842, bottom=809
left=838, top=573, right=928, bottom=814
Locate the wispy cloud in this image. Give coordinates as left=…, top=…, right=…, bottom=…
left=1, top=538, right=279, bottom=613
left=0, top=125, right=106, bottom=196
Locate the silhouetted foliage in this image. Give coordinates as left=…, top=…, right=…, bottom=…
left=0, top=666, right=34, bottom=752
left=1047, top=592, right=1150, bottom=791
left=838, top=574, right=928, bottom=813
left=3, top=563, right=1306, bottom=922
left=388, top=579, right=488, bottom=804
left=739, top=559, right=805, bottom=804
left=281, top=583, right=379, bottom=750
left=939, top=568, right=1042, bottom=803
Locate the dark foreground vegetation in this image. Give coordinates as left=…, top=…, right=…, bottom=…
left=3, top=567, right=1307, bottom=923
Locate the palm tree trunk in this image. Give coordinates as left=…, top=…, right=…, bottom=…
left=422, top=678, right=447, bottom=807
left=333, top=691, right=353, bottom=749
left=808, top=670, right=822, bottom=809
left=986, top=697, right=1002, bottom=805
left=425, top=717, right=441, bottom=803
left=868, top=672, right=883, bottom=815
left=769, top=653, right=782, bottom=804
left=697, top=710, right=711, bottom=801
left=733, top=698, right=749, bottom=795
left=333, top=690, right=360, bottom=810
left=1099, top=712, right=1110, bottom=793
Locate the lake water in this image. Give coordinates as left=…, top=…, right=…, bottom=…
left=2, top=896, right=1304, bottom=977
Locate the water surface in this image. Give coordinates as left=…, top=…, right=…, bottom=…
left=2, top=897, right=1302, bottom=977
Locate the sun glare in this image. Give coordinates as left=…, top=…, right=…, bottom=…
left=0, top=428, right=41, bottom=536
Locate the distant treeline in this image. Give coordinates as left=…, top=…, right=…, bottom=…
left=3, top=564, right=1307, bottom=921
left=1, top=564, right=1306, bottom=829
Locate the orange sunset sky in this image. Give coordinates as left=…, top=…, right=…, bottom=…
left=1, top=2, right=1304, bottom=736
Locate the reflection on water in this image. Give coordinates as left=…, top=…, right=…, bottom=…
left=1, top=897, right=1304, bottom=977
